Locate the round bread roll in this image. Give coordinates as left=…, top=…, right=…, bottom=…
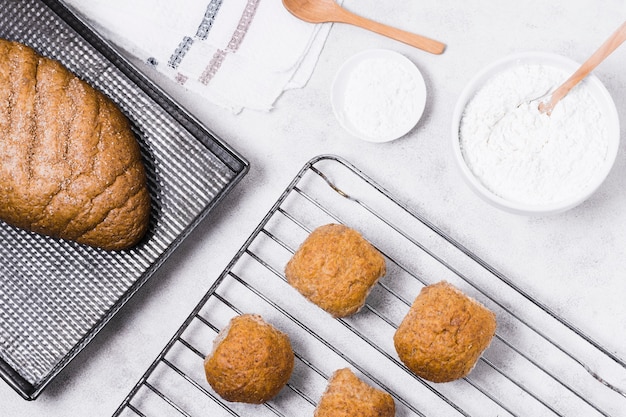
left=314, top=368, right=395, bottom=417
left=204, top=314, right=294, bottom=404
left=393, top=281, right=497, bottom=383
left=0, top=39, right=150, bottom=250
left=285, top=223, right=386, bottom=318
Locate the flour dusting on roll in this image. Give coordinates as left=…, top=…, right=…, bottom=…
left=285, top=224, right=386, bottom=318
left=394, top=281, right=497, bottom=382
left=315, top=368, right=395, bottom=417
left=204, top=314, right=294, bottom=404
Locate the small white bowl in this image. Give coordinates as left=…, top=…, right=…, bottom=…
left=331, top=49, right=426, bottom=143
left=451, top=52, right=620, bottom=215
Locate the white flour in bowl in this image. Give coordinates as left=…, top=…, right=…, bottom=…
left=343, top=57, right=421, bottom=140
left=459, top=64, right=608, bottom=206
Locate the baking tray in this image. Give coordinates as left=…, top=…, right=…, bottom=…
left=0, top=0, right=248, bottom=400
left=113, top=155, right=625, bottom=417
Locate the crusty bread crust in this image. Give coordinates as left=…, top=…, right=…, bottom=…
left=0, top=39, right=150, bottom=250
left=394, top=281, right=497, bottom=382
left=314, top=368, right=395, bottom=417
left=204, top=314, right=294, bottom=404
left=285, top=224, right=386, bottom=318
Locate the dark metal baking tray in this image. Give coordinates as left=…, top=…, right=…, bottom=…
left=113, top=155, right=625, bottom=417
left=0, top=0, right=248, bottom=400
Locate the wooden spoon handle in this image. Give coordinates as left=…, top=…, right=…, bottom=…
left=335, top=7, right=445, bottom=54
left=540, top=20, right=626, bottom=114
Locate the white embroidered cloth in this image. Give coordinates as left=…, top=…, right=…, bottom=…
left=64, top=0, right=332, bottom=113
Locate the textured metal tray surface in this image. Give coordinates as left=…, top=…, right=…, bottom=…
left=114, top=155, right=625, bottom=417
left=0, top=0, right=248, bottom=400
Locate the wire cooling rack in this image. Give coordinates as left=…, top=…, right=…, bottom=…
left=113, top=155, right=626, bottom=417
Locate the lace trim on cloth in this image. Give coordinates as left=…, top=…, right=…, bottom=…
left=198, top=0, right=260, bottom=85
left=196, top=0, right=223, bottom=39
left=168, top=36, right=194, bottom=69
left=168, top=0, right=224, bottom=70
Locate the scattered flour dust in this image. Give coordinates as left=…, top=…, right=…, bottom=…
left=459, top=64, right=609, bottom=206
left=343, top=57, right=421, bottom=140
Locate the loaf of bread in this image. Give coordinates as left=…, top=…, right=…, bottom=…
left=315, top=368, right=395, bottom=417
left=204, top=314, right=294, bottom=404
left=285, top=224, right=386, bottom=318
left=393, top=281, right=497, bottom=382
left=0, top=39, right=150, bottom=250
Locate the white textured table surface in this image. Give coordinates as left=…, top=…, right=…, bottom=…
left=2, top=0, right=626, bottom=415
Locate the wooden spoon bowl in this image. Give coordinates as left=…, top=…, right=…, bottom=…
left=282, top=0, right=445, bottom=55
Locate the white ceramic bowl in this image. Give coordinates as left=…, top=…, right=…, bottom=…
left=331, top=49, right=426, bottom=143
left=451, top=52, right=620, bottom=215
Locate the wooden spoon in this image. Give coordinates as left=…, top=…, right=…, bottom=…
left=282, top=0, right=445, bottom=55
left=539, top=20, right=626, bottom=115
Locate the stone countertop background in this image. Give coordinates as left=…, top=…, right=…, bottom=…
left=1, top=0, right=625, bottom=415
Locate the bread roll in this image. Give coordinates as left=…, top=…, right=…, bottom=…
left=204, top=314, right=294, bottom=404
left=0, top=39, right=150, bottom=250
left=315, top=368, right=395, bottom=417
left=285, top=224, right=386, bottom=318
left=393, top=281, right=497, bottom=382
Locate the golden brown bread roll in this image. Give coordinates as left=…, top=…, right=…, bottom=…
left=0, top=39, right=150, bottom=250
left=204, top=314, right=294, bottom=404
left=393, top=281, right=497, bottom=382
left=285, top=224, right=386, bottom=318
left=314, top=368, right=395, bottom=417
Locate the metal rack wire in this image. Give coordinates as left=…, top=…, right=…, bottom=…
left=113, top=155, right=626, bottom=417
